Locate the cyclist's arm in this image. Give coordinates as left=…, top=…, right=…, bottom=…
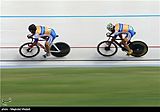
left=29, top=34, right=39, bottom=48
left=109, top=29, right=115, bottom=36
left=110, top=30, right=118, bottom=42
left=109, top=29, right=119, bottom=40
left=33, top=34, right=39, bottom=42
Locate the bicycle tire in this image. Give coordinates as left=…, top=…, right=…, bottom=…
left=19, top=42, right=40, bottom=58
left=97, top=41, right=118, bottom=57
left=50, top=42, right=70, bottom=57
left=129, top=41, right=148, bottom=57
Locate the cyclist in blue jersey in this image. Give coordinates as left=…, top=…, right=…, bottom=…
left=28, top=24, right=57, bottom=58
left=106, top=23, right=136, bottom=55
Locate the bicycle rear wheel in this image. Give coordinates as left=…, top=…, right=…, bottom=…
left=19, top=42, right=40, bottom=58
left=129, top=41, right=148, bottom=57
left=50, top=42, right=70, bottom=57
left=97, top=41, right=118, bottom=57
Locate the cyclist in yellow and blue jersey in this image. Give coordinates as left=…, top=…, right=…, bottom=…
left=107, top=23, right=136, bottom=55
left=28, top=24, right=57, bottom=58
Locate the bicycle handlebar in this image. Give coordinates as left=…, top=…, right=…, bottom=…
left=106, top=33, right=114, bottom=41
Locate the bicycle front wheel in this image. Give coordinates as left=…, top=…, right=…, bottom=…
left=97, top=41, right=118, bottom=57
left=19, top=42, right=40, bottom=58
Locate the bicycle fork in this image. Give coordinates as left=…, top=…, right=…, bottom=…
left=105, top=41, right=112, bottom=50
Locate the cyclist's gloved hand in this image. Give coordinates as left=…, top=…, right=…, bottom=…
left=106, top=32, right=111, bottom=37
left=27, top=34, right=33, bottom=38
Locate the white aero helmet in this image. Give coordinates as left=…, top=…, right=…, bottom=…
left=107, top=23, right=114, bottom=31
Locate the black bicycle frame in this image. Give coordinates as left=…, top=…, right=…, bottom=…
left=114, top=39, right=128, bottom=51
left=107, top=35, right=129, bottom=51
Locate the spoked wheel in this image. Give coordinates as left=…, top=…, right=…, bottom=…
left=129, top=41, right=148, bottom=57
left=97, top=41, right=118, bottom=56
left=19, top=42, right=40, bottom=58
left=50, top=42, right=70, bottom=57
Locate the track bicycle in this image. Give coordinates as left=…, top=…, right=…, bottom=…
left=19, top=35, right=70, bottom=58
left=97, top=32, right=148, bottom=57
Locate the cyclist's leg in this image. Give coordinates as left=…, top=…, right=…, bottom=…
left=47, top=30, right=56, bottom=49
left=118, top=33, right=123, bottom=45
left=123, top=33, right=133, bottom=55
left=44, top=42, right=50, bottom=55
left=43, top=30, right=56, bottom=57
left=38, top=42, right=45, bottom=50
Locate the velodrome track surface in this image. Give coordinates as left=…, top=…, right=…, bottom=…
left=1, top=0, right=159, bottom=68
left=1, top=46, right=160, bottom=68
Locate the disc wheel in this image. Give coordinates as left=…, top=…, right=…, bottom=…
left=129, top=41, right=148, bottom=57
left=50, top=42, right=70, bottom=57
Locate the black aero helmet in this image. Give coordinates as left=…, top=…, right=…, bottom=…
left=28, top=24, right=37, bottom=33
